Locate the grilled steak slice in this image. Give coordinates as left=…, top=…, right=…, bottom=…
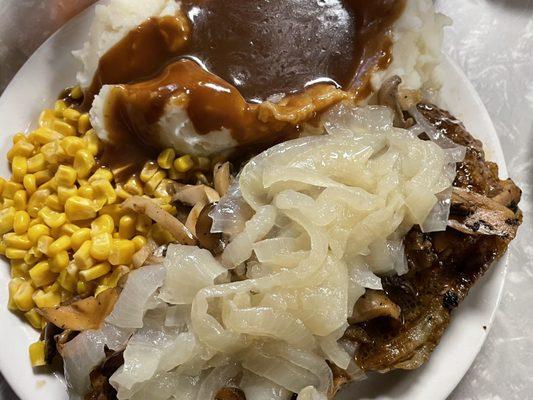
left=334, top=104, right=522, bottom=383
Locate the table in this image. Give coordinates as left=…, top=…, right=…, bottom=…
left=0, top=0, right=531, bottom=398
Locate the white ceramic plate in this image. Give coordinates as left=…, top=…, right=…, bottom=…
left=0, top=4, right=510, bottom=400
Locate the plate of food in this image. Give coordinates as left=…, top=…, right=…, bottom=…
left=0, top=0, right=523, bottom=400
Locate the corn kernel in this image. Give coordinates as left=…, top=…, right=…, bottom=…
left=76, top=281, right=91, bottom=295
left=84, top=130, right=101, bottom=156
left=131, top=235, right=147, bottom=251
left=1, top=198, right=14, bottom=209
left=27, top=153, right=47, bottom=173
left=4, top=233, right=32, bottom=250
left=5, top=247, right=26, bottom=260
left=7, top=140, right=35, bottom=162
left=104, top=265, right=129, bottom=288
left=2, top=181, right=23, bottom=199
left=89, top=168, right=113, bottom=183
left=109, top=239, right=135, bottom=265
left=91, top=214, right=115, bottom=236
left=50, top=250, right=70, bottom=273
left=27, top=189, right=50, bottom=218
left=11, top=156, right=28, bottom=183
left=77, top=113, right=91, bottom=134
left=140, top=161, right=158, bottom=183
left=34, top=170, right=52, bottom=186
left=124, top=176, right=144, bottom=195
left=12, top=132, right=25, bottom=143
left=30, top=127, right=62, bottom=144
left=65, top=196, right=97, bottom=221
left=71, top=227, right=91, bottom=251
left=38, top=176, right=58, bottom=192
left=150, top=223, right=174, bottom=245
left=13, top=190, right=27, bottom=211
left=55, top=165, right=78, bottom=187
left=0, top=207, right=16, bottom=234
left=29, top=341, right=47, bottom=367
left=90, top=232, right=112, bottom=261
left=27, top=224, right=50, bottom=245
left=118, top=215, right=136, bottom=239
left=10, top=260, right=29, bottom=278
left=54, top=100, right=67, bottom=115
left=36, top=235, right=54, bottom=256
left=58, top=264, right=78, bottom=292
left=23, top=249, right=39, bottom=266
left=38, top=109, right=55, bottom=128
left=0, top=240, right=6, bottom=256
left=8, top=278, right=24, bottom=310
left=60, top=223, right=79, bottom=237
left=174, top=154, right=194, bottom=173
left=74, top=149, right=95, bottom=179
left=21, top=174, right=36, bottom=195
left=45, top=194, right=63, bottom=212
left=144, top=170, right=166, bottom=195
left=77, top=184, right=94, bottom=199
left=70, top=86, right=83, bottom=99
left=41, top=141, right=68, bottom=164
left=115, top=185, right=132, bottom=200
left=0, top=177, right=4, bottom=194
left=52, top=119, right=76, bottom=137
left=48, top=235, right=71, bottom=257
left=79, top=262, right=111, bottom=281
left=91, top=179, right=117, bottom=205
left=74, top=240, right=94, bottom=269
left=135, top=214, right=152, bottom=235
left=24, top=308, right=42, bottom=329
left=57, top=186, right=78, bottom=205
left=38, top=207, right=67, bottom=229
left=61, top=136, right=85, bottom=157
left=14, top=281, right=35, bottom=311
left=63, top=108, right=81, bottom=122
left=33, top=290, right=61, bottom=308
left=157, top=148, right=176, bottom=169
left=29, top=261, right=57, bottom=287
left=13, top=211, right=30, bottom=234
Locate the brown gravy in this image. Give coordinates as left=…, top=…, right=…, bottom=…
left=89, top=0, right=406, bottom=176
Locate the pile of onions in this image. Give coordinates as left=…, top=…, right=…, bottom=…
left=62, top=105, right=461, bottom=400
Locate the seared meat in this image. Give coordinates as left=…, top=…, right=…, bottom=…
left=338, top=104, right=522, bottom=380
left=349, top=290, right=401, bottom=324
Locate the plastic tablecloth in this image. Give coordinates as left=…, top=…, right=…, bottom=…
left=0, top=0, right=531, bottom=398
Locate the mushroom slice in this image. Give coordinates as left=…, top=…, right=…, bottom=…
left=196, top=203, right=225, bottom=255
left=215, top=388, right=246, bottom=400
left=214, top=162, right=232, bottom=197
left=186, top=201, right=207, bottom=236
left=38, top=288, right=119, bottom=331
left=349, top=289, right=401, bottom=324
left=448, top=187, right=520, bottom=239
left=122, top=196, right=197, bottom=245
left=173, top=184, right=220, bottom=206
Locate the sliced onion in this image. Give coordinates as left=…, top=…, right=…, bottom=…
left=196, top=363, right=241, bottom=400
left=296, top=386, right=328, bottom=400
left=106, top=264, right=166, bottom=329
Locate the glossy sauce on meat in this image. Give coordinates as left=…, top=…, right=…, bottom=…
left=90, top=0, right=406, bottom=176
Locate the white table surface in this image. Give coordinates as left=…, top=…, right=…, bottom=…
left=0, top=0, right=531, bottom=398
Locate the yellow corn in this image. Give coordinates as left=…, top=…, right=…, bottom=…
left=36, top=235, right=54, bottom=256
left=26, top=154, right=47, bottom=174
left=63, top=108, right=81, bottom=122
left=5, top=247, right=26, bottom=260
left=13, top=190, right=27, bottom=211
left=54, top=100, right=68, bottom=115
left=78, top=113, right=91, bottom=134
left=10, top=260, right=29, bottom=278
left=55, top=165, right=77, bottom=187
left=12, top=132, right=25, bottom=143
left=157, top=148, right=176, bottom=169
left=83, top=130, right=101, bottom=156
left=7, top=140, right=34, bottom=161
left=132, top=235, right=147, bottom=251
left=70, top=86, right=83, bottom=99
left=45, top=194, right=62, bottom=212
left=79, top=262, right=111, bottom=281
left=124, top=176, right=143, bottom=195
left=29, top=261, right=57, bottom=287
left=4, top=233, right=32, bottom=250
left=57, top=186, right=78, bottom=205
left=150, top=223, right=175, bottom=245
left=174, top=154, right=194, bottom=173
left=24, top=308, right=43, bottom=330
left=50, top=250, right=70, bottom=273
left=109, top=239, right=135, bottom=265
left=38, top=207, right=67, bottom=229
left=8, top=278, right=24, bottom=310
left=104, top=265, right=129, bottom=288
left=140, top=161, right=159, bottom=183
left=98, top=204, right=128, bottom=225
left=30, top=127, right=63, bottom=144
left=115, top=185, right=132, bottom=200
left=41, top=141, right=68, bottom=164
left=38, top=175, right=58, bottom=192
left=23, top=174, right=37, bottom=195
left=91, top=214, right=115, bottom=236
left=13, top=281, right=35, bottom=312
left=118, top=215, right=136, bottom=239
left=11, top=156, right=28, bottom=182
left=61, top=136, right=85, bottom=157
left=91, top=179, right=117, bottom=205
left=0, top=240, right=6, bottom=256
left=0, top=207, right=16, bottom=234
left=73, top=149, right=95, bottom=179
left=89, top=168, right=113, bottom=183
left=29, top=341, right=47, bottom=367
left=27, top=224, right=50, bottom=245
left=135, top=214, right=152, bottom=235
left=13, top=210, right=30, bottom=234
left=27, top=189, right=50, bottom=218
left=144, top=170, right=166, bottom=195
left=74, top=240, right=94, bottom=269
left=58, top=264, right=78, bottom=292
left=34, top=170, right=53, bottom=186
left=77, top=184, right=94, bottom=199
left=71, top=227, right=91, bottom=251
left=90, top=232, right=112, bottom=261
left=1, top=198, right=14, bottom=209
left=65, top=196, right=97, bottom=221
left=23, top=249, right=39, bottom=267
left=47, top=235, right=71, bottom=257
left=0, top=177, right=4, bottom=195
left=2, top=181, right=23, bottom=199
left=39, top=109, right=56, bottom=128
left=52, top=119, right=76, bottom=137
left=76, top=280, right=92, bottom=295
left=60, top=223, right=79, bottom=237
left=33, top=289, right=61, bottom=308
